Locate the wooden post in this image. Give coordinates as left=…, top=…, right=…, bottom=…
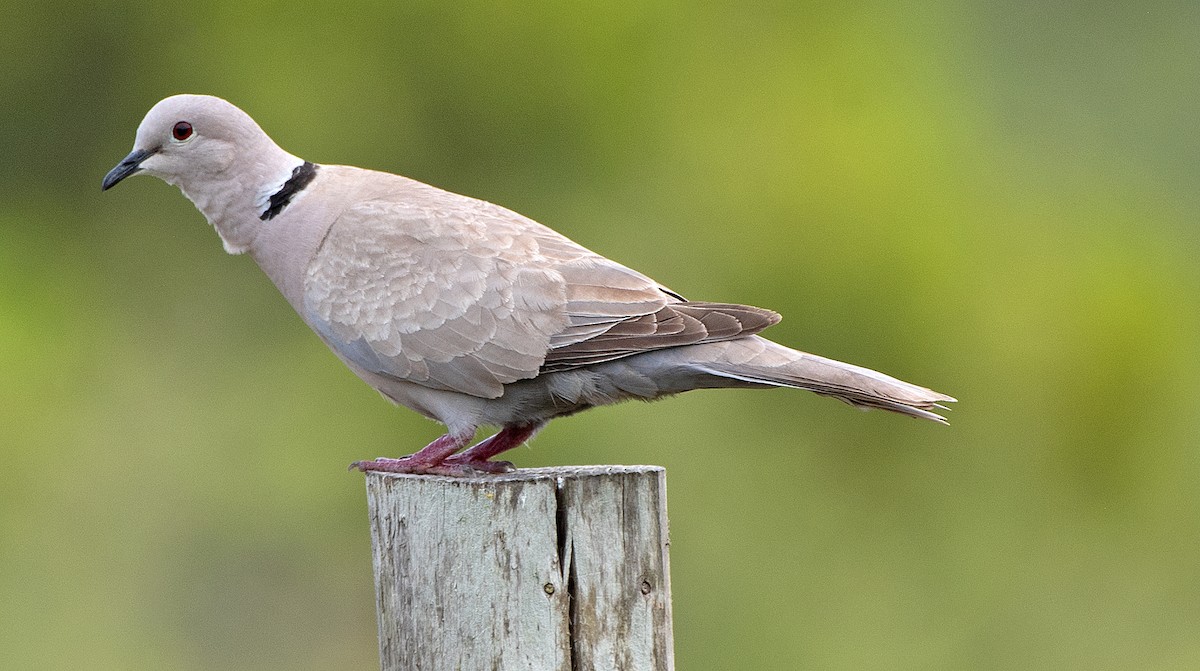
left=365, top=466, right=674, bottom=671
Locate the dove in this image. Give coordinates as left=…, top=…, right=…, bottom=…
left=102, top=94, right=954, bottom=476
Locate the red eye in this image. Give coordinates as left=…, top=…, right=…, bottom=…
left=172, top=121, right=193, bottom=141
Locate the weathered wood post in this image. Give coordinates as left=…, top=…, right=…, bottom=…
left=365, top=466, right=674, bottom=671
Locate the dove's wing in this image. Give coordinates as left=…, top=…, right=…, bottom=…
left=304, top=181, right=778, bottom=398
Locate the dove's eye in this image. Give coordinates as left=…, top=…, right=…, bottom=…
left=172, top=121, right=194, bottom=141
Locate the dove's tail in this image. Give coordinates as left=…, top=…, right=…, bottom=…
left=683, top=336, right=956, bottom=423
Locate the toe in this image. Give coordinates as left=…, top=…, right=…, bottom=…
left=443, top=456, right=516, bottom=474
left=350, top=457, right=415, bottom=473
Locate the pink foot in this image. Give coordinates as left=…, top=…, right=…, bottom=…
left=350, top=456, right=510, bottom=477
left=349, top=423, right=545, bottom=477
left=440, top=455, right=516, bottom=474
left=349, top=431, right=474, bottom=475
left=439, top=422, right=544, bottom=474
left=349, top=456, right=422, bottom=473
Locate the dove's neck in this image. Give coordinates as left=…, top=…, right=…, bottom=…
left=180, top=143, right=308, bottom=255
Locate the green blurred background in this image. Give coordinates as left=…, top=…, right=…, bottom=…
left=4, top=1, right=1199, bottom=669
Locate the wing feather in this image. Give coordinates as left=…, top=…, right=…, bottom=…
left=303, top=176, right=781, bottom=397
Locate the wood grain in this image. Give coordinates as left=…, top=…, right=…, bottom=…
left=366, top=466, right=674, bottom=671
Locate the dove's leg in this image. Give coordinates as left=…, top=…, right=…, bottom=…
left=442, top=422, right=545, bottom=474
left=349, top=430, right=474, bottom=474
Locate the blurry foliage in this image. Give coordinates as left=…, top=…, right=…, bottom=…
left=3, top=1, right=1200, bottom=669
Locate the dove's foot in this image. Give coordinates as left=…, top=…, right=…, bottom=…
left=440, top=455, right=516, bottom=474
left=350, top=456, right=513, bottom=476
left=350, top=422, right=545, bottom=476
left=349, top=456, right=424, bottom=473
left=350, top=431, right=475, bottom=475
left=448, top=422, right=545, bottom=468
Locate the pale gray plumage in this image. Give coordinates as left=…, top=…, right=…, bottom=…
left=103, top=94, right=955, bottom=475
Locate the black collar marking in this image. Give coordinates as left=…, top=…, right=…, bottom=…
left=260, top=161, right=318, bottom=221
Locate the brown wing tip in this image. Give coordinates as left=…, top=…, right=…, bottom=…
left=674, top=302, right=781, bottom=336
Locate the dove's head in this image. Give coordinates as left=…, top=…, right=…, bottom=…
left=102, top=94, right=280, bottom=192
left=103, top=94, right=304, bottom=253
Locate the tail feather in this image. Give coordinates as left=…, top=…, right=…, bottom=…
left=688, top=337, right=956, bottom=423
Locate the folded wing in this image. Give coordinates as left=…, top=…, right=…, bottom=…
left=304, top=187, right=778, bottom=398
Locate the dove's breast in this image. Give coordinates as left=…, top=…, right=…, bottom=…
left=249, top=165, right=394, bottom=314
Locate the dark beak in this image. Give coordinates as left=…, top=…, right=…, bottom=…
left=101, top=147, right=158, bottom=191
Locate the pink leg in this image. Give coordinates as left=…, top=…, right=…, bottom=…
left=349, top=431, right=474, bottom=475
left=443, top=422, right=545, bottom=474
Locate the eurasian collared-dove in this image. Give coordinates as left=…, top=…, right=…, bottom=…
left=103, top=94, right=954, bottom=475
